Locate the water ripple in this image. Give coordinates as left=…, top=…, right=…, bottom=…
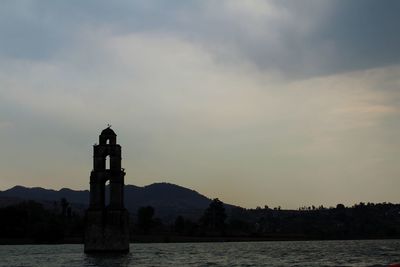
left=0, top=240, right=399, bottom=267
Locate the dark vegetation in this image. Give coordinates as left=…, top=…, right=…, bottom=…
left=0, top=199, right=83, bottom=243
left=1, top=198, right=399, bottom=244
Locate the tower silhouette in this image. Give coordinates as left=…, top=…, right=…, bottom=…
left=84, top=127, right=129, bottom=253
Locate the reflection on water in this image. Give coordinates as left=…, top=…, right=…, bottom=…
left=84, top=253, right=132, bottom=267
left=1, top=240, right=400, bottom=267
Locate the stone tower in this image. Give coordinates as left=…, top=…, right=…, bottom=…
left=84, top=127, right=129, bottom=253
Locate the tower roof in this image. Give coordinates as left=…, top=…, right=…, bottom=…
left=101, top=127, right=116, bottom=136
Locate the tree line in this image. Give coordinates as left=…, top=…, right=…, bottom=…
left=0, top=198, right=399, bottom=244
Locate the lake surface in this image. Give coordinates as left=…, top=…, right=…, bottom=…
left=1, top=240, right=400, bottom=267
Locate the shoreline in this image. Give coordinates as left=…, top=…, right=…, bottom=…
left=1, top=235, right=399, bottom=245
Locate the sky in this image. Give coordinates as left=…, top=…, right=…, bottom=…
left=1, top=0, right=400, bottom=209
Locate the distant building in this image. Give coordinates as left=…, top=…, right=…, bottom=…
left=84, top=127, right=129, bottom=253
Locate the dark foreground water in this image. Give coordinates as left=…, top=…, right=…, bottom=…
left=1, top=240, right=400, bottom=267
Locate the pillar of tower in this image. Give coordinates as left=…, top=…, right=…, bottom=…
left=109, top=177, right=124, bottom=209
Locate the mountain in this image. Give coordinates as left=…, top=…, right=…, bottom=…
left=124, top=183, right=219, bottom=222
left=0, top=183, right=234, bottom=222
left=0, top=185, right=90, bottom=203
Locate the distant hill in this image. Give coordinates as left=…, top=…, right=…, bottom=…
left=0, top=183, right=235, bottom=222
left=0, top=185, right=90, bottom=203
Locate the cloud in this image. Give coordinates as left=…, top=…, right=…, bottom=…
left=1, top=1, right=400, bottom=207
left=1, top=1, right=400, bottom=78
left=203, top=0, right=400, bottom=78
left=1, top=25, right=400, bottom=206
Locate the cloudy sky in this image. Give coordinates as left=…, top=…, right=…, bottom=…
left=1, top=0, right=400, bottom=208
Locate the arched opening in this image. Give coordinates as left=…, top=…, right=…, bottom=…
left=105, top=180, right=110, bottom=207
left=105, top=155, right=110, bottom=170
left=106, top=139, right=110, bottom=145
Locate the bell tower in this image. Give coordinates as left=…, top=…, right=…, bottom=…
left=84, top=127, right=129, bottom=253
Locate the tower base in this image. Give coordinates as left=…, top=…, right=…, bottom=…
left=84, top=208, right=130, bottom=253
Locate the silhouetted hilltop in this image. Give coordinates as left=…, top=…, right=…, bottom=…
left=124, top=183, right=222, bottom=222
left=0, top=183, right=232, bottom=222
left=1, top=186, right=89, bottom=204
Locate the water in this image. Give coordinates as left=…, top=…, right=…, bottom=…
left=1, top=240, right=400, bottom=267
